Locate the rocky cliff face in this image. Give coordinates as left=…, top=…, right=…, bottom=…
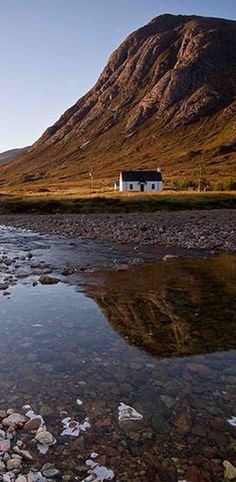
left=36, top=14, right=236, bottom=146
left=0, top=14, right=235, bottom=190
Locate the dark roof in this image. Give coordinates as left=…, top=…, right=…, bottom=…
left=121, top=170, right=162, bottom=182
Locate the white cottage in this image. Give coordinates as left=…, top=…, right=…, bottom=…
left=115, top=169, right=163, bottom=192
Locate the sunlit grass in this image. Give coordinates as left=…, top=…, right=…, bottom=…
left=0, top=190, right=235, bottom=214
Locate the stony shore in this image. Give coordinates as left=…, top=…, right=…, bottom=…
left=0, top=210, right=235, bottom=252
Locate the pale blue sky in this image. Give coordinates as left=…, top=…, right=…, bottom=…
left=1, top=0, right=235, bottom=151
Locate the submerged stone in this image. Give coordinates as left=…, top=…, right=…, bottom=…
left=223, top=460, right=236, bottom=480
left=35, top=428, right=55, bottom=446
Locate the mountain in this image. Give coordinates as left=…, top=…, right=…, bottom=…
left=0, top=14, right=235, bottom=192
left=0, top=148, right=28, bottom=165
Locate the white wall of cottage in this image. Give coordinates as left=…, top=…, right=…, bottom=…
left=119, top=175, right=162, bottom=192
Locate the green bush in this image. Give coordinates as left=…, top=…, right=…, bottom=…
left=208, top=179, right=236, bottom=191
left=170, top=178, right=236, bottom=192
left=171, top=179, right=198, bottom=191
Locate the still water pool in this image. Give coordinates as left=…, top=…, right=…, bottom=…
left=0, top=226, right=236, bottom=481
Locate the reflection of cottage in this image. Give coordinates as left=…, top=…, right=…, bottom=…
left=114, top=169, right=163, bottom=192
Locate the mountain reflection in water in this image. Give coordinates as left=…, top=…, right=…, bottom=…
left=86, top=254, right=236, bottom=357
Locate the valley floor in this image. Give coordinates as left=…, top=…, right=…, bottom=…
left=1, top=209, right=235, bottom=252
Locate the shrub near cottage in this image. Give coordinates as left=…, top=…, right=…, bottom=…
left=171, top=178, right=236, bottom=192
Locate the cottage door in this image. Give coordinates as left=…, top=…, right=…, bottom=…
left=140, top=183, right=145, bottom=192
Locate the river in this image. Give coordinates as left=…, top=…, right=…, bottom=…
left=0, top=225, right=236, bottom=482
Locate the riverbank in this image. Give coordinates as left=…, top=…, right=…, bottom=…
left=0, top=191, right=236, bottom=215
left=1, top=209, right=236, bottom=252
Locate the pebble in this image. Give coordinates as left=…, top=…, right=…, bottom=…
left=2, top=413, right=26, bottom=427
left=0, top=283, right=9, bottom=290
left=24, top=417, right=42, bottom=431
left=0, top=440, right=11, bottom=453
left=223, top=460, right=236, bottom=480
left=41, top=464, right=60, bottom=478
left=39, top=405, right=53, bottom=417
left=13, top=448, right=33, bottom=461
left=38, top=275, right=60, bottom=285
left=35, top=429, right=55, bottom=446
left=7, top=458, right=22, bottom=471
left=1, top=211, right=235, bottom=252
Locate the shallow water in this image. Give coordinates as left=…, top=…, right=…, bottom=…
left=0, top=226, right=236, bottom=481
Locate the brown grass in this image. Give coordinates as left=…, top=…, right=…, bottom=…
left=0, top=107, right=235, bottom=194
left=0, top=191, right=235, bottom=214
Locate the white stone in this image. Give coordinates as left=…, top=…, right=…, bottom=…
left=61, top=417, right=90, bottom=437
left=118, top=403, right=143, bottom=422
left=85, top=459, right=114, bottom=480
left=227, top=416, right=236, bottom=427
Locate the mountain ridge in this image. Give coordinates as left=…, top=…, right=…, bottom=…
left=0, top=13, right=235, bottom=192
left=0, top=147, right=28, bottom=165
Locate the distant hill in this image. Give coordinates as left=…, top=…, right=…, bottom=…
left=0, top=147, right=28, bottom=165
left=0, top=14, right=235, bottom=192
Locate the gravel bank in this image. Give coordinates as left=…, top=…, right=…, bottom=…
left=0, top=210, right=236, bottom=251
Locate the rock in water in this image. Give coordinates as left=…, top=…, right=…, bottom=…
left=2, top=412, right=26, bottom=427
left=24, top=417, right=42, bottom=431
left=223, top=460, right=236, bottom=480
left=35, top=428, right=55, bottom=446
left=39, top=275, right=60, bottom=285
left=118, top=403, right=143, bottom=422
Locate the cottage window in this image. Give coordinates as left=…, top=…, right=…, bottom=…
left=152, top=184, right=155, bottom=190
left=129, top=184, right=133, bottom=190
